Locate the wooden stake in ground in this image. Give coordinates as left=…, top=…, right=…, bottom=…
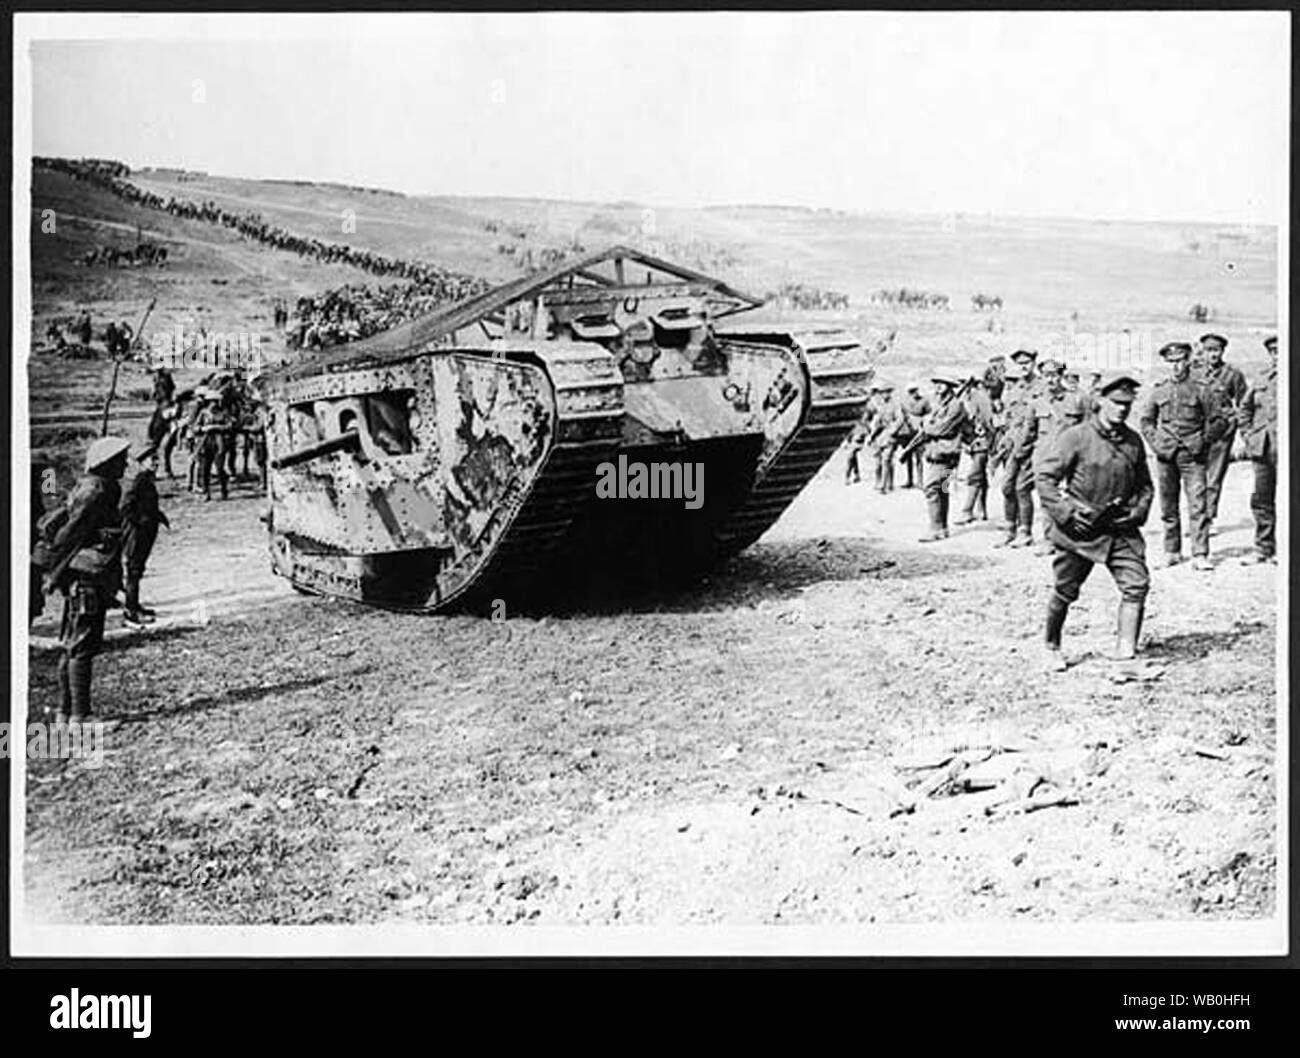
left=100, top=296, right=157, bottom=437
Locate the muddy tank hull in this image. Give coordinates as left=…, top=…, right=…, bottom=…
left=264, top=330, right=870, bottom=612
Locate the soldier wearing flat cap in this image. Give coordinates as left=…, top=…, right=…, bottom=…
left=1236, top=335, right=1278, bottom=563
left=1139, top=342, right=1213, bottom=569
left=1009, top=349, right=1038, bottom=395
left=915, top=373, right=973, bottom=542
left=120, top=445, right=170, bottom=625
left=1036, top=374, right=1154, bottom=670
left=992, top=362, right=1039, bottom=547
left=39, top=436, right=132, bottom=723
left=1194, top=333, right=1248, bottom=530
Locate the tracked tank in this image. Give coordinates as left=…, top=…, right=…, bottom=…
left=259, top=246, right=879, bottom=612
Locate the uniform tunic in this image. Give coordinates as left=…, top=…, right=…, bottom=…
left=1238, top=363, right=1278, bottom=557
left=1138, top=376, right=1211, bottom=557
left=1036, top=416, right=1154, bottom=603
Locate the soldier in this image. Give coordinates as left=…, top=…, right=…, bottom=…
left=1036, top=374, right=1153, bottom=671
left=120, top=446, right=171, bottom=626
left=993, top=362, right=1038, bottom=547
left=153, top=365, right=176, bottom=405
left=44, top=437, right=131, bottom=724
left=1139, top=342, right=1213, bottom=570
left=899, top=383, right=931, bottom=489
left=844, top=408, right=868, bottom=486
left=1195, top=333, right=1248, bottom=530
left=1237, top=335, right=1278, bottom=564
left=915, top=372, right=972, bottom=542
left=867, top=381, right=905, bottom=493
left=76, top=311, right=93, bottom=348
left=195, top=392, right=232, bottom=501
left=1009, top=348, right=1038, bottom=394
left=983, top=355, right=1006, bottom=403
left=954, top=375, right=996, bottom=524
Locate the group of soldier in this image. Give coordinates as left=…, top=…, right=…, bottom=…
left=36, top=156, right=489, bottom=297
left=287, top=281, right=464, bottom=350
left=31, top=434, right=170, bottom=725
left=146, top=366, right=268, bottom=500
left=848, top=331, right=1279, bottom=669
left=44, top=312, right=135, bottom=359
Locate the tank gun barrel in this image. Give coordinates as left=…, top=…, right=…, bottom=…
left=271, top=428, right=361, bottom=470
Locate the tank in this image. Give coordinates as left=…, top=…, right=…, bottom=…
left=259, top=246, right=879, bottom=612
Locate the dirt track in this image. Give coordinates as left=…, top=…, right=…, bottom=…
left=23, top=452, right=1276, bottom=926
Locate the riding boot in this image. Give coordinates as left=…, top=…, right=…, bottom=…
left=1114, top=600, right=1145, bottom=661
left=67, top=657, right=94, bottom=720
left=56, top=656, right=73, bottom=722
left=975, top=484, right=988, bottom=521
left=919, top=496, right=946, bottom=542
left=1044, top=593, right=1070, bottom=670
left=953, top=489, right=977, bottom=526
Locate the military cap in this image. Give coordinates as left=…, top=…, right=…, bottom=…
left=1097, top=373, right=1141, bottom=403
left=1040, top=358, right=1064, bottom=375
left=85, top=436, right=130, bottom=472
left=1263, top=334, right=1277, bottom=348
left=1002, top=363, right=1027, bottom=381
left=1199, top=333, right=1228, bottom=349
left=1158, top=342, right=1193, bottom=361
left=930, top=372, right=960, bottom=389
left=988, top=354, right=1006, bottom=363
left=1010, top=349, right=1037, bottom=362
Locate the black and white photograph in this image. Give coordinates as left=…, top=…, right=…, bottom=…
left=9, top=10, right=1289, bottom=959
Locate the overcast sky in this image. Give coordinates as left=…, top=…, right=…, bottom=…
left=18, top=12, right=1290, bottom=224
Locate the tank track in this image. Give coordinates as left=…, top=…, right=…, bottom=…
left=712, top=330, right=874, bottom=556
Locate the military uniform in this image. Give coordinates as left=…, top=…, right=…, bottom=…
left=1238, top=338, right=1278, bottom=561
left=955, top=383, right=996, bottom=523
left=120, top=453, right=170, bottom=622
left=899, top=388, right=931, bottom=488
left=994, top=367, right=1038, bottom=546
left=1194, top=336, right=1248, bottom=527
left=1138, top=343, right=1211, bottom=566
left=1036, top=376, right=1153, bottom=668
left=866, top=386, right=905, bottom=493
left=844, top=418, right=867, bottom=485
left=196, top=401, right=232, bottom=500
left=45, top=438, right=130, bottom=721
left=917, top=375, right=972, bottom=541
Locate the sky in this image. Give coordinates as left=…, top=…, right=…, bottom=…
left=17, top=11, right=1290, bottom=225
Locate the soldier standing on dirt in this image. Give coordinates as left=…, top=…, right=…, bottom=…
left=1009, top=348, right=1038, bottom=395
left=899, top=384, right=931, bottom=489
left=120, top=446, right=170, bottom=627
left=1195, top=333, right=1248, bottom=532
left=993, top=363, right=1038, bottom=548
left=1237, top=335, right=1278, bottom=564
left=42, top=437, right=131, bottom=724
left=195, top=392, right=232, bottom=501
left=916, top=372, right=973, bottom=543
left=76, top=311, right=93, bottom=348
left=1036, top=375, right=1154, bottom=672
left=844, top=410, right=868, bottom=486
left=1138, top=342, right=1213, bottom=571
left=867, top=381, right=905, bottom=494
left=954, top=376, right=996, bottom=524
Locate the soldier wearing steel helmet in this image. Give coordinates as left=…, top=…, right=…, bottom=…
left=993, top=361, right=1039, bottom=547
left=915, top=371, right=974, bottom=542
left=44, top=436, right=132, bottom=724
left=1036, top=374, right=1154, bottom=671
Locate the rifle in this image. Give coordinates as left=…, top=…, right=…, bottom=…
left=895, top=376, right=977, bottom=463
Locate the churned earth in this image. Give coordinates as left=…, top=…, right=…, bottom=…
left=21, top=164, right=1279, bottom=941
left=23, top=455, right=1277, bottom=929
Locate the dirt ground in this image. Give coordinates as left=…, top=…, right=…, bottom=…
left=20, top=166, right=1279, bottom=934
left=23, top=448, right=1277, bottom=927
